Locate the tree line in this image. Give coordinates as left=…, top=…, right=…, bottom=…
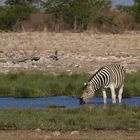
left=0, top=0, right=140, bottom=32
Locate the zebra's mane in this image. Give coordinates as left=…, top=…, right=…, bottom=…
left=82, top=66, right=104, bottom=90
left=88, top=67, right=104, bottom=82
left=88, top=64, right=123, bottom=83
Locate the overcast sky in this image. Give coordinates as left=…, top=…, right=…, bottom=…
left=0, top=0, right=134, bottom=6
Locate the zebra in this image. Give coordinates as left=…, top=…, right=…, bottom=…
left=80, top=64, right=126, bottom=104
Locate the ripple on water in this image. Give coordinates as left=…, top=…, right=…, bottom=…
left=0, top=96, right=139, bottom=108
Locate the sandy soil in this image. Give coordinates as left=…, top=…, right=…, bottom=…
left=0, top=130, right=139, bottom=140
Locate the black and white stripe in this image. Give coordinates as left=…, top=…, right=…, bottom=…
left=80, top=64, right=126, bottom=104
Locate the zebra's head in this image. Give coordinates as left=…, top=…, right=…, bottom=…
left=80, top=82, right=95, bottom=105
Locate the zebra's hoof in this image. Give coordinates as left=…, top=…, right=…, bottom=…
left=79, top=98, right=85, bottom=105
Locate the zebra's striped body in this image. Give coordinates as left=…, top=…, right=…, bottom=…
left=80, top=64, right=126, bottom=104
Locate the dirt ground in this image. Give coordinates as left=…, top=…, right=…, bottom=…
left=0, top=32, right=140, bottom=53
left=0, top=32, right=140, bottom=74
left=0, top=130, right=139, bottom=140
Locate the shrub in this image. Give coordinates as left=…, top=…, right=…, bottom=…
left=44, top=0, right=111, bottom=31
left=116, top=5, right=133, bottom=13
left=0, top=3, right=37, bottom=31
left=90, top=10, right=135, bottom=33
left=131, top=0, right=140, bottom=23
left=21, top=13, right=48, bottom=31
left=21, top=12, right=66, bottom=32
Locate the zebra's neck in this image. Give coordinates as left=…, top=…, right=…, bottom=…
left=89, top=73, right=102, bottom=91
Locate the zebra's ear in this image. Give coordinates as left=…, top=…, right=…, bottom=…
left=84, top=82, right=87, bottom=86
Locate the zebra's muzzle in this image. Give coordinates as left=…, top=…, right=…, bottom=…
left=79, top=97, right=85, bottom=105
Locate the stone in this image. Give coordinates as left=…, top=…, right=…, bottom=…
left=53, top=131, right=61, bottom=136
left=75, top=64, right=81, bottom=68
left=71, top=131, right=79, bottom=135
left=44, top=135, right=51, bottom=140
left=47, top=64, right=53, bottom=68
left=35, top=128, right=41, bottom=132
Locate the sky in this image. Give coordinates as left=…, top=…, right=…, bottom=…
left=0, top=0, right=5, bottom=5
left=112, top=0, right=134, bottom=7
left=0, top=0, right=134, bottom=6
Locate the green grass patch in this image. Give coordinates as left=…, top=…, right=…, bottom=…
left=0, top=72, right=88, bottom=98
left=0, top=71, right=139, bottom=98
left=0, top=105, right=139, bottom=130
left=124, top=72, right=140, bottom=97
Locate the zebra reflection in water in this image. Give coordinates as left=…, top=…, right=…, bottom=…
left=80, top=64, right=126, bottom=104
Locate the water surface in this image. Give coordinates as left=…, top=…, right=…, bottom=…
left=0, top=96, right=139, bottom=108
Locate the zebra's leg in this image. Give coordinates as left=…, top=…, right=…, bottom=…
left=118, top=84, right=124, bottom=103
left=102, top=89, right=107, bottom=104
left=110, top=85, right=116, bottom=104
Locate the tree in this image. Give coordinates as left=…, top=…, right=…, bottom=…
left=5, top=0, right=43, bottom=6
left=132, top=0, right=140, bottom=23
left=0, top=3, right=37, bottom=30
left=6, top=0, right=30, bottom=5
left=116, top=5, right=132, bottom=13
left=43, top=0, right=111, bottom=31
left=6, top=0, right=35, bottom=5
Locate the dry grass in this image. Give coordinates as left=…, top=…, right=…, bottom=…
left=0, top=130, right=139, bottom=140
left=0, top=32, right=139, bottom=73
left=0, top=32, right=140, bottom=55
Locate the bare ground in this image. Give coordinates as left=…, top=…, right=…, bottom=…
left=0, top=130, right=140, bottom=140
left=0, top=32, right=139, bottom=74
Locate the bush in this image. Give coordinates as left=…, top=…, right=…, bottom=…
left=116, top=5, right=132, bottom=13
left=0, top=0, right=140, bottom=32
left=131, top=0, right=140, bottom=23
left=0, top=3, right=37, bottom=31
left=90, top=10, right=135, bottom=33
left=21, top=13, right=48, bottom=31
left=5, top=0, right=35, bottom=5
left=44, top=0, right=111, bottom=31
left=116, top=0, right=140, bottom=24
left=21, top=12, right=66, bottom=32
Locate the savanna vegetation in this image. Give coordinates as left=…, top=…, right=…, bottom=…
left=0, top=1, right=139, bottom=137
left=0, top=72, right=139, bottom=98
left=0, top=105, right=139, bottom=130
left=0, top=0, right=140, bottom=32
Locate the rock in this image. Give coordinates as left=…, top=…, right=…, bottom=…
left=47, top=64, right=53, bottom=68
left=50, top=55, right=58, bottom=61
left=50, top=49, right=59, bottom=61
left=31, top=55, right=40, bottom=61
left=0, top=50, right=4, bottom=53
left=67, top=69, right=71, bottom=72
left=44, top=135, right=51, bottom=140
left=0, top=48, right=139, bottom=73
left=32, top=61, right=36, bottom=66
left=12, top=56, right=29, bottom=63
left=71, top=131, right=79, bottom=135
left=0, top=58, right=7, bottom=63
left=75, top=64, right=81, bottom=68
left=53, top=131, right=61, bottom=136
left=35, top=128, right=41, bottom=132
